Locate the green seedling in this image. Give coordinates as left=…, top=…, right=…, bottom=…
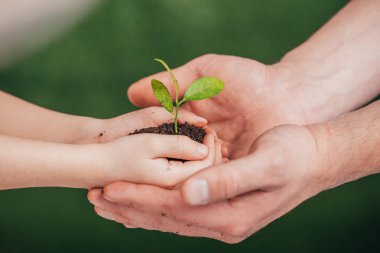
left=151, top=58, right=224, bottom=133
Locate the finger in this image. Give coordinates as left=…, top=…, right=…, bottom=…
left=176, top=108, right=208, bottom=126
left=221, top=143, right=229, bottom=157
left=88, top=189, right=124, bottom=222
left=88, top=188, right=118, bottom=209
left=120, top=130, right=215, bottom=188
left=101, top=182, right=242, bottom=229
left=106, top=205, right=241, bottom=243
left=178, top=129, right=216, bottom=168
left=148, top=134, right=209, bottom=161
left=127, top=54, right=221, bottom=107
left=101, top=182, right=276, bottom=241
left=124, top=107, right=207, bottom=132
left=127, top=62, right=198, bottom=108
left=160, top=131, right=217, bottom=187
left=97, top=182, right=299, bottom=241
left=95, top=206, right=159, bottom=231
left=94, top=207, right=158, bottom=231
left=91, top=188, right=241, bottom=243
left=214, top=139, right=223, bottom=165
left=182, top=149, right=280, bottom=205
left=89, top=189, right=142, bottom=228
left=90, top=188, right=169, bottom=231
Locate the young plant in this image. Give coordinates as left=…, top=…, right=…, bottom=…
left=151, top=58, right=224, bottom=133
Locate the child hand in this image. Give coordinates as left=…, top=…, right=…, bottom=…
left=86, top=107, right=223, bottom=188
left=88, top=106, right=207, bottom=143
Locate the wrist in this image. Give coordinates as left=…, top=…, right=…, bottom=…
left=62, top=143, right=109, bottom=189
left=73, top=117, right=107, bottom=144
left=81, top=144, right=107, bottom=188
left=307, top=120, right=364, bottom=192
left=272, top=58, right=349, bottom=124
left=304, top=123, right=337, bottom=193
left=306, top=102, right=380, bottom=192
left=0, top=135, right=104, bottom=189
left=77, top=142, right=118, bottom=188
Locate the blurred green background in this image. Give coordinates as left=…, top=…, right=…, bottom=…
left=1, top=0, right=379, bottom=252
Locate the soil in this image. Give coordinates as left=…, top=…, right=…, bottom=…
left=130, top=122, right=206, bottom=143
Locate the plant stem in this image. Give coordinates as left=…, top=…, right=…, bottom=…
left=174, top=106, right=179, bottom=133
left=174, top=84, right=180, bottom=133
left=171, top=111, right=177, bottom=133
left=153, top=59, right=181, bottom=133
left=179, top=98, right=186, bottom=106
left=174, top=97, right=180, bottom=133
left=173, top=98, right=187, bottom=133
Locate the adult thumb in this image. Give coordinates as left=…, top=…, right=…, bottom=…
left=181, top=150, right=277, bottom=205
left=127, top=62, right=194, bottom=107
left=127, top=54, right=218, bottom=107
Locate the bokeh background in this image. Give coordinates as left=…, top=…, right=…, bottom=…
left=1, top=0, right=379, bottom=252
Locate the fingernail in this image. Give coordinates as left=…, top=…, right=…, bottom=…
left=198, top=145, right=209, bottom=155
left=97, top=210, right=115, bottom=221
left=186, top=179, right=209, bottom=205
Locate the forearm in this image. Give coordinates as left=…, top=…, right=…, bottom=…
left=278, top=0, right=380, bottom=122
left=0, top=91, right=102, bottom=143
left=0, top=134, right=101, bottom=190
left=313, top=100, right=380, bottom=190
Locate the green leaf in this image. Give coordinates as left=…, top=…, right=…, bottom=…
left=151, top=79, right=173, bottom=113
left=184, top=77, right=224, bottom=101
left=154, top=58, right=180, bottom=102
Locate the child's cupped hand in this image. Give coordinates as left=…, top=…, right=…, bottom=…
left=86, top=107, right=224, bottom=188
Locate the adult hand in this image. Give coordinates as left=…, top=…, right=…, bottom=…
left=127, top=54, right=312, bottom=158
left=82, top=107, right=223, bottom=189
left=88, top=99, right=380, bottom=242
left=88, top=124, right=327, bottom=243
left=87, top=53, right=379, bottom=244
left=88, top=0, right=380, bottom=243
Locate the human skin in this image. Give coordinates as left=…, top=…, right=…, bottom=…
left=89, top=100, right=380, bottom=243
left=0, top=105, right=223, bottom=190
left=89, top=0, right=380, bottom=243
left=0, top=90, right=187, bottom=144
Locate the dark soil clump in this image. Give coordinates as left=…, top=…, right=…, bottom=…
left=130, top=122, right=206, bottom=143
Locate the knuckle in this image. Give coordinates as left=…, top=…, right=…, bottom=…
left=87, top=190, right=96, bottom=202
left=228, top=222, right=250, bottom=238
left=145, top=107, right=169, bottom=123
left=154, top=217, right=165, bottom=229
left=161, top=203, right=174, bottom=213
left=102, top=185, right=114, bottom=200
left=268, top=148, right=289, bottom=183
left=156, top=175, right=178, bottom=188
left=147, top=135, right=163, bottom=152
left=165, top=176, right=179, bottom=187
left=223, top=237, right=246, bottom=244
left=132, top=134, right=150, bottom=146
left=188, top=54, right=219, bottom=73
left=120, top=209, right=131, bottom=219
left=215, top=169, right=242, bottom=199
left=145, top=106, right=160, bottom=114
left=175, top=135, right=187, bottom=152
left=93, top=206, right=104, bottom=216
left=149, top=162, right=179, bottom=187
left=198, top=53, right=218, bottom=61
left=228, top=171, right=244, bottom=196
left=103, top=182, right=130, bottom=203
left=270, top=149, right=286, bottom=168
